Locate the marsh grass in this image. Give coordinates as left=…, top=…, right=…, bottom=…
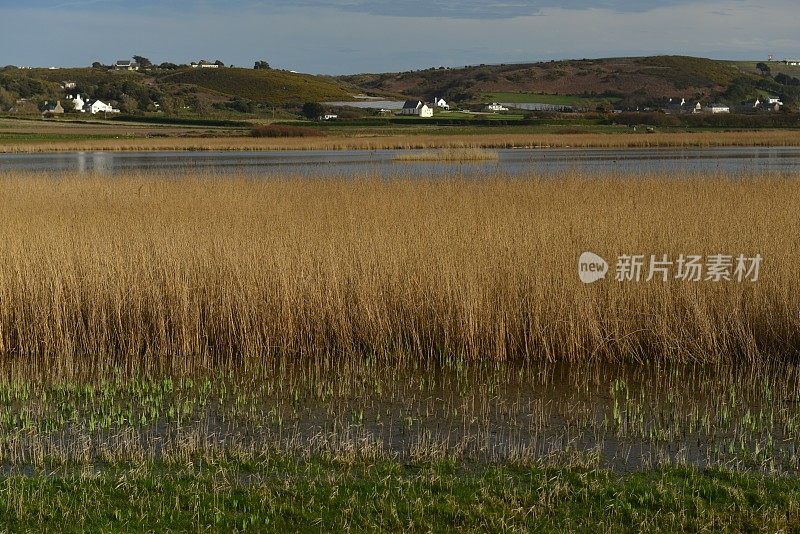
left=0, top=170, right=798, bottom=376
left=3, top=129, right=800, bottom=152
left=393, top=148, right=499, bottom=161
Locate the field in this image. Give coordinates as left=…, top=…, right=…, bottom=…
left=482, top=92, right=618, bottom=107
left=0, top=170, right=798, bottom=529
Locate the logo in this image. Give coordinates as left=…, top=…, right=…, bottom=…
left=578, top=252, right=609, bottom=284
left=578, top=252, right=762, bottom=284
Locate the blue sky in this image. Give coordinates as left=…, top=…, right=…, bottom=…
left=0, top=0, right=797, bottom=73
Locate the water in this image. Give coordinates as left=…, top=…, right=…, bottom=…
left=2, top=147, right=800, bottom=177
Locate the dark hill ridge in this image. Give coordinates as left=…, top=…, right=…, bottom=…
left=339, top=56, right=759, bottom=103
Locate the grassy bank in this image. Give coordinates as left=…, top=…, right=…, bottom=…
left=3, top=462, right=800, bottom=531
left=2, top=129, right=800, bottom=152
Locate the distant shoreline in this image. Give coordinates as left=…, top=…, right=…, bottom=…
left=3, top=130, right=800, bottom=153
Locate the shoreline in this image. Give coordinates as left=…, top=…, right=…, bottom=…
left=2, top=130, right=800, bottom=153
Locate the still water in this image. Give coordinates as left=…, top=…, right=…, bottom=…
left=2, top=147, right=800, bottom=177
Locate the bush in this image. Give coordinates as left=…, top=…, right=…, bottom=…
left=250, top=124, right=324, bottom=138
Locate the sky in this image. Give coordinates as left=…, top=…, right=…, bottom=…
left=0, top=0, right=798, bottom=74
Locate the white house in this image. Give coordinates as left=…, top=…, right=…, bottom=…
left=766, top=96, right=783, bottom=106
left=692, top=102, right=703, bottom=114
left=85, top=100, right=120, bottom=114
left=703, top=104, right=730, bottom=114
left=192, top=61, right=220, bottom=69
left=784, top=59, right=800, bottom=66
left=115, top=60, right=139, bottom=71
left=401, top=100, right=434, bottom=118
left=433, top=97, right=449, bottom=110
left=67, top=94, right=86, bottom=112
left=485, top=102, right=508, bottom=112
left=321, top=113, right=338, bottom=121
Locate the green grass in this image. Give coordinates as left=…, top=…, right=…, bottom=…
left=2, top=462, right=800, bottom=531
left=732, top=60, right=800, bottom=78
left=483, top=92, right=618, bottom=107
left=159, top=67, right=354, bottom=105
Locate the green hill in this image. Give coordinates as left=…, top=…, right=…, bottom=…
left=0, top=65, right=356, bottom=117
left=158, top=68, right=353, bottom=105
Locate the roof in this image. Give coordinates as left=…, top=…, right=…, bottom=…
left=403, top=100, right=422, bottom=109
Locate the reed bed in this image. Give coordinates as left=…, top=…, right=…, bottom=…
left=3, top=129, right=800, bottom=152
left=0, top=170, right=797, bottom=376
left=394, top=148, right=499, bottom=161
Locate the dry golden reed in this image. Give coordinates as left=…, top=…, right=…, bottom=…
left=394, top=148, right=499, bottom=161
left=3, top=130, right=800, bottom=152
left=0, top=170, right=798, bottom=375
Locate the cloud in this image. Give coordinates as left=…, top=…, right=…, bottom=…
left=0, top=0, right=797, bottom=73
left=6, top=0, right=701, bottom=19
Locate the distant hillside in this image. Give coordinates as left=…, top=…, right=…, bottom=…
left=158, top=68, right=353, bottom=105
left=340, top=56, right=763, bottom=106
left=0, top=65, right=356, bottom=116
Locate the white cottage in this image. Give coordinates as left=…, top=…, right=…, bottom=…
left=69, top=94, right=86, bottom=112
left=485, top=102, right=508, bottom=112
left=86, top=100, right=119, bottom=114
left=401, top=100, right=434, bottom=118
left=433, top=97, right=449, bottom=110
left=703, top=104, right=730, bottom=114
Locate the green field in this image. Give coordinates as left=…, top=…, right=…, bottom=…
left=4, top=462, right=800, bottom=531
left=482, top=92, right=619, bottom=107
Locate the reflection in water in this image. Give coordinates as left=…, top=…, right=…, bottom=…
left=2, top=147, right=800, bottom=177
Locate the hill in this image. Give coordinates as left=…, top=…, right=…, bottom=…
left=339, top=56, right=765, bottom=107
left=158, top=68, right=353, bottom=105
left=0, top=65, right=356, bottom=117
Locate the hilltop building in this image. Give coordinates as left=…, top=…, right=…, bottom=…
left=191, top=61, right=221, bottom=69
left=115, top=60, right=139, bottom=71
left=433, top=97, right=450, bottom=110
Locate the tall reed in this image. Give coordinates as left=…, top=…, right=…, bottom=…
left=0, top=171, right=797, bottom=376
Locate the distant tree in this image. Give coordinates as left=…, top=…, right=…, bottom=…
left=2, top=65, right=18, bottom=70
left=91, top=62, right=104, bottom=69
left=756, top=62, right=771, bottom=76
left=254, top=60, right=271, bottom=70
left=133, top=56, right=152, bottom=69
left=301, top=102, right=324, bottom=120
left=158, top=62, right=180, bottom=70
left=775, top=73, right=800, bottom=86
left=213, top=60, right=225, bottom=67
